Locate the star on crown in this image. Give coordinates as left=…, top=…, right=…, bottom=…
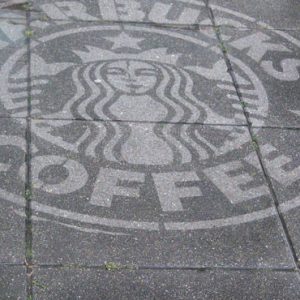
left=105, top=32, right=143, bottom=50
left=73, top=46, right=181, bottom=66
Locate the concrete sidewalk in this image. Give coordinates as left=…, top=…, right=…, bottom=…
left=0, top=0, right=299, bottom=299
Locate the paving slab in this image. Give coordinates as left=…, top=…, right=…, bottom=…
left=209, top=0, right=300, bottom=29
left=251, top=128, right=300, bottom=261
left=218, top=27, right=300, bottom=127
left=30, top=0, right=210, bottom=24
left=0, top=118, right=26, bottom=264
left=0, top=17, right=28, bottom=118
left=20, top=21, right=252, bottom=125
left=33, top=268, right=300, bottom=300
left=29, top=119, right=295, bottom=267
left=0, top=265, right=26, bottom=299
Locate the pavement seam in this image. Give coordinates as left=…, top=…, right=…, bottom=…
left=29, top=14, right=300, bottom=31
left=251, top=126, right=300, bottom=131
left=0, top=116, right=299, bottom=130
left=31, top=16, right=204, bottom=30
left=21, top=15, right=300, bottom=31
left=21, top=117, right=249, bottom=127
left=206, top=4, right=300, bottom=269
left=0, top=16, right=26, bottom=21
left=24, top=9, right=33, bottom=300
left=0, top=262, right=298, bottom=273
left=30, top=264, right=300, bottom=273
left=0, top=262, right=26, bottom=266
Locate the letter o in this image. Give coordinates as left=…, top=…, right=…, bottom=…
left=20, top=155, right=88, bottom=194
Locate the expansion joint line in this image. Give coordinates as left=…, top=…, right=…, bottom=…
left=25, top=9, right=34, bottom=300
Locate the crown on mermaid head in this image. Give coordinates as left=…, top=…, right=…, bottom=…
left=73, top=46, right=181, bottom=65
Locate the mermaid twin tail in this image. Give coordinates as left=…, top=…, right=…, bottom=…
left=120, top=125, right=174, bottom=165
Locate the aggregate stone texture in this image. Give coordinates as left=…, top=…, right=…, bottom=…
left=0, top=266, right=26, bottom=299
left=209, top=0, right=300, bottom=29
left=33, top=268, right=300, bottom=300
left=0, top=118, right=26, bottom=264
left=219, top=27, right=300, bottom=127
left=252, top=128, right=300, bottom=261
left=30, top=0, right=210, bottom=24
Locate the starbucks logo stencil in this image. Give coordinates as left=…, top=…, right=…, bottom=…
left=6, top=25, right=267, bottom=167
left=0, top=2, right=299, bottom=235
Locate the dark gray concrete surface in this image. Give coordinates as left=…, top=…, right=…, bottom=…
left=0, top=118, right=26, bottom=264
left=210, top=0, right=300, bottom=29
left=253, top=128, right=300, bottom=262
left=0, top=266, right=26, bottom=299
left=0, top=0, right=299, bottom=298
left=33, top=268, right=300, bottom=300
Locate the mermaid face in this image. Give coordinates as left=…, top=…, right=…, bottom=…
left=103, top=60, right=158, bottom=94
